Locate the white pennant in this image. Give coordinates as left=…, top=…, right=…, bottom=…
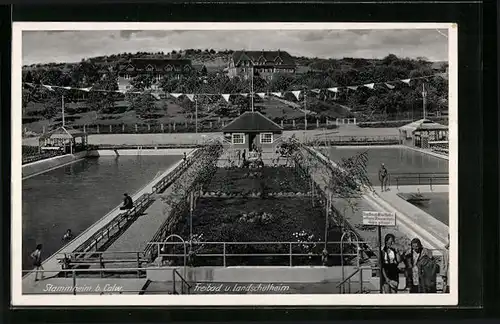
left=239, top=93, right=248, bottom=97
left=186, top=94, right=195, bottom=102
left=347, top=86, right=358, bottom=91
left=63, top=86, right=72, bottom=90
left=401, top=79, right=411, bottom=84
left=257, top=93, right=266, bottom=99
left=24, top=82, right=33, bottom=87
left=327, top=87, right=338, bottom=93
left=79, top=87, right=91, bottom=92
left=385, top=83, right=395, bottom=89
left=222, top=94, right=231, bottom=103
left=271, top=92, right=283, bottom=97
left=170, top=93, right=183, bottom=99
left=42, top=84, right=55, bottom=91
left=151, top=92, right=161, bottom=100
left=364, top=83, right=375, bottom=89
left=311, top=89, right=321, bottom=94
left=292, top=90, right=301, bottom=100
left=116, top=89, right=127, bottom=94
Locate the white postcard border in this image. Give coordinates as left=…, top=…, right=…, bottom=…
left=12, top=22, right=458, bottom=306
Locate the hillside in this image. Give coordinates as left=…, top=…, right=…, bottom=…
left=21, top=51, right=448, bottom=134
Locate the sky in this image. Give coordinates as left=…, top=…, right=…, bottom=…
left=22, top=29, right=448, bottom=65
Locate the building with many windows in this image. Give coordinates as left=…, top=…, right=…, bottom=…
left=117, top=58, right=193, bottom=92
left=227, top=50, right=296, bottom=81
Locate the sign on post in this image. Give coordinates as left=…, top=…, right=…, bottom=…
left=362, top=211, right=396, bottom=293
left=362, top=211, right=396, bottom=226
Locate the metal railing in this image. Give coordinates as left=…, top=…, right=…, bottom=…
left=306, top=135, right=400, bottom=146
left=147, top=241, right=362, bottom=267
left=389, top=172, right=449, bottom=189
left=95, top=144, right=202, bottom=150
left=172, top=268, right=192, bottom=295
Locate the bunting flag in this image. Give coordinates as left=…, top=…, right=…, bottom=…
left=150, top=92, right=161, bottom=100
left=222, top=94, right=231, bottom=103
left=22, top=73, right=446, bottom=100
left=42, top=84, right=55, bottom=91
left=292, top=90, right=301, bottom=101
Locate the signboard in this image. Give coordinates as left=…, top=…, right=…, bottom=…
left=362, top=211, right=396, bottom=226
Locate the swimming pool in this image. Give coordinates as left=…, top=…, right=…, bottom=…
left=22, top=155, right=181, bottom=270
left=326, top=146, right=448, bottom=185
left=407, top=192, right=449, bottom=226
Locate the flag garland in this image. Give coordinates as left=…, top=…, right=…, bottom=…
left=23, top=73, right=446, bottom=103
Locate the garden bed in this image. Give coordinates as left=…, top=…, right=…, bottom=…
left=171, top=197, right=344, bottom=267
left=205, top=166, right=310, bottom=195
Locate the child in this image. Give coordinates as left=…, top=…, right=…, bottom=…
left=31, top=244, right=44, bottom=281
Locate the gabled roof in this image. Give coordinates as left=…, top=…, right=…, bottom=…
left=119, top=58, right=192, bottom=72
left=232, top=50, right=295, bottom=66
left=39, top=126, right=87, bottom=140
left=222, top=111, right=283, bottom=133
left=399, top=119, right=448, bottom=132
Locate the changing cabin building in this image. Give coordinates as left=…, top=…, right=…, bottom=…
left=227, top=50, right=296, bottom=81
left=398, top=119, right=448, bottom=149
left=222, top=111, right=283, bottom=151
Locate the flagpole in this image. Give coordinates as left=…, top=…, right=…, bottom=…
left=422, top=82, right=427, bottom=119
left=251, top=65, right=254, bottom=112
left=195, top=97, right=198, bottom=133
left=304, top=90, right=307, bottom=131
left=62, top=94, right=65, bottom=127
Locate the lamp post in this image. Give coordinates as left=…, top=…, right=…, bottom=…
left=304, top=91, right=307, bottom=131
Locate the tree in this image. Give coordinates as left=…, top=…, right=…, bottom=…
left=130, top=74, right=155, bottom=91
left=128, top=92, right=157, bottom=119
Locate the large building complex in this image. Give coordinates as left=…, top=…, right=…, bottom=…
left=227, top=50, right=296, bottom=81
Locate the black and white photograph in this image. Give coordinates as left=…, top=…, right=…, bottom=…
left=12, top=22, right=457, bottom=306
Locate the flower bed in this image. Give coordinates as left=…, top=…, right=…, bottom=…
left=205, top=166, right=310, bottom=195
left=171, top=197, right=343, bottom=267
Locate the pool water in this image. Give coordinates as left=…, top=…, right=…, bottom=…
left=326, top=146, right=448, bottom=185
left=22, top=155, right=181, bottom=270
left=408, top=192, right=449, bottom=226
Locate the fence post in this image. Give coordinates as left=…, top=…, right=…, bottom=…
left=83, top=125, right=86, bottom=133
left=157, top=244, right=161, bottom=265
left=99, top=254, right=103, bottom=278
left=135, top=124, right=138, bottom=133
left=418, top=174, right=421, bottom=185
left=137, top=252, right=141, bottom=278
left=109, top=125, right=112, bottom=133
left=316, top=119, right=319, bottom=128
left=122, top=124, right=125, bottom=133
left=223, top=243, right=226, bottom=267
left=96, top=125, right=100, bottom=134
left=148, top=124, right=151, bottom=132
left=72, top=270, right=77, bottom=295
left=210, top=121, right=213, bottom=129
left=430, top=177, right=433, bottom=191
left=173, top=123, right=176, bottom=131
left=161, top=124, right=164, bottom=132
left=292, top=120, right=295, bottom=128
left=281, top=120, right=284, bottom=128
left=289, top=243, right=293, bottom=266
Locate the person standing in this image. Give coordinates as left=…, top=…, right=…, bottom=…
left=378, top=163, right=389, bottom=191
left=381, top=234, right=401, bottom=293
left=404, top=238, right=434, bottom=293
left=31, top=244, right=44, bottom=281
left=442, top=234, right=450, bottom=293
left=62, top=229, right=74, bottom=241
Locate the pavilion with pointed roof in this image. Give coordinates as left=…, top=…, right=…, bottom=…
left=39, top=126, right=88, bottom=154
left=222, top=111, right=283, bottom=151
left=398, top=119, right=448, bottom=149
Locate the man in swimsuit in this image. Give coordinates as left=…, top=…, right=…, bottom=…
left=378, top=163, right=389, bottom=191
left=120, top=193, right=134, bottom=210
left=31, top=244, right=44, bottom=281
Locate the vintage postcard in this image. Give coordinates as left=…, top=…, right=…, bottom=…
left=12, top=22, right=457, bottom=306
